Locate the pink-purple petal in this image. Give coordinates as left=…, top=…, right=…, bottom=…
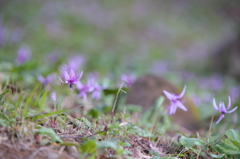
left=163, top=90, right=175, bottom=100
left=70, top=69, right=75, bottom=79
left=213, top=98, right=219, bottom=111
left=227, top=96, right=231, bottom=110
left=216, top=114, right=225, bottom=124
left=177, top=85, right=186, bottom=99
left=176, top=101, right=187, bottom=111
left=64, top=71, right=70, bottom=81
left=227, top=106, right=238, bottom=114
left=78, top=71, right=83, bottom=81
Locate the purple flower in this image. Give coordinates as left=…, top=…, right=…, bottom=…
left=88, top=77, right=104, bottom=100
left=38, top=73, right=56, bottom=86
left=213, top=96, right=238, bottom=124
left=59, top=55, right=85, bottom=77
left=120, top=74, right=136, bottom=87
left=16, top=45, right=31, bottom=64
left=51, top=91, right=57, bottom=103
left=76, top=81, right=93, bottom=101
left=58, top=69, right=83, bottom=90
left=163, top=85, right=187, bottom=115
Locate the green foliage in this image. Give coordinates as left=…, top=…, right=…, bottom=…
left=0, top=112, right=15, bottom=127
left=179, top=136, right=205, bottom=148
left=103, top=88, right=128, bottom=96
left=150, top=157, right=179, bottom=159
left=209, top=153, right=225, bottom=158
left=79, top=139, right=97, bottom=154
left=0, top=89, right=10, bottom=105
left=30, top=109, right=68, bottom=121
left=88, top=109, right=99, bottom=118
left=77, top=117, right=91, bottom=129
left=35, top=127, right=63, bottom=143
left=213, top=129, right=240, bottom=155
left=97, top=139, right=124, bottom=154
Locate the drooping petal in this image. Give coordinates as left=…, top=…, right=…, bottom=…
left=163, top=90, right=176, bottom=100
left=70, top=69, right=76, bottom=80
left=213, top=98, right=219, bottom=111
left=221, top=103, right=228, bottom=113
left=172, top=104, right=178, bottom=114
left=169, top=106, right=174, bottom=115
left=77, top=71, right=83, bottom=81
left=168, top=105, right=176, bottom=115
left=177, top=85, right=186, bottom=99
left=176, top=100, right=187, bottom=111
left=76, top=81, right=84, bottom=90
left=64, top=71, right=70, bottom=81
left=58, top=76, right=65, bottom=83
left=226, top=106, right=238, bottom=114
left=227, top=96, right=231, bottom=110
left=216, top=114, right=225, bottom=124
left=38, top=75, right=45, bottom=83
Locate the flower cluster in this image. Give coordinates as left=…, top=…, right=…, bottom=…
left=58, top=69, right=104, bottom=101
left=76, top=75, right=104, bottom=101
left=163, top=85, right=238, bottom=124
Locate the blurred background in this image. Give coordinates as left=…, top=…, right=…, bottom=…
left=0, top=0, right=240, bottom=111
left=0, top=0, right=240, bottom=74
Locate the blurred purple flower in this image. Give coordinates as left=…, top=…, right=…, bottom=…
left=88, top=77, right=104, bottom=100
left=198, top=75, right=223, bottom=91
left=120, top=74, right=136, bottom=87
left=38, top=73, right=56, bottom=86
left=51, top=91, right=57, bottom=103
left=59, top=55, right=85, bottom=76
left=228, top=86, right=240, bottom=103
left=163, top=85, right=187, bottom=115
left=16, top=45, right=31, bottom=65
left=213, top=96, right=238, bottom=124
left=76, top=81, right=93, bottom=101
left=58, top=69, right=83, bottom=90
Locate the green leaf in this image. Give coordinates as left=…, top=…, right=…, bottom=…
left=88, top=109, right=99, bottom=118
left=150, top=157, right=179, bottom=159
left=29, top=109, right=68, bottom=121
left=226, top=129, right=240, bottom=143
left=154, top=96, right=164, bottom=111
left=97, top=140, right=118, bottom=150
left=121, top=104, right=142, bottom=112
left=97, top=140, right=124, bottom=155
left=103, top=88, right=128, bottom=96
left=78, top=117, right=91, bottom=128
left=59, top=142, right=79, bottom=147
left=38, top=90, right=48, bottom=112
left=128, top=125, right=152, bottom=137
left=213, top=138, right=240, bottom=155
left=179, top=136, right=205, bottom=148
left=35, top=127, right=63, bottom=143
left=225, top=129, right=240, bottom=149
left=0, top=112, right=10, bottom=122
left=79, top=140, right=97, bottom=154
left=0, top=89, right=10, bottom=103
left=23, top=84, right=40, bottom=117
left=209, top=153, right=225, bottom=158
